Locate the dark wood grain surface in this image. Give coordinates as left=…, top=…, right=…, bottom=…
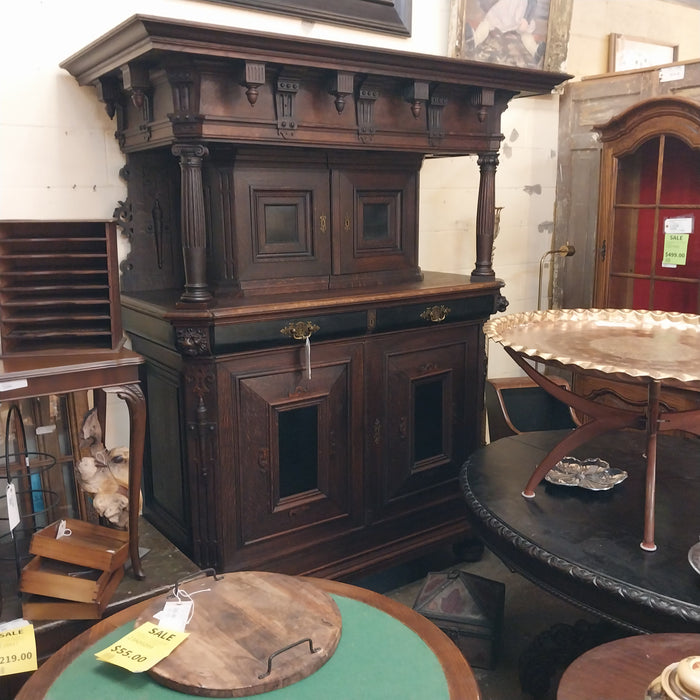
left=461, top=429, right=700, bottom=633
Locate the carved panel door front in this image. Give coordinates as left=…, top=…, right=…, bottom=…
left=217, top=340, right=363, bottom=569
left=366, top=323, right=479, bottom=524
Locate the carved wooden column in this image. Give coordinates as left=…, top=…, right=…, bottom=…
left=172, top=143, right=212, bottom=303
left=471, top=151, right=499, bottom=280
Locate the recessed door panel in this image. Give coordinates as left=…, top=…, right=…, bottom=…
left=333, top=167, right=418, bottom=275
left=224, top=342, right=362, bottom=544
left=368, top=324, right=479, bottom=519
left=234, top=166, right=331, bottom=281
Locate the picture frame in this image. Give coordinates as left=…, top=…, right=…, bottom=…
left=608, top=34, right=679, bottom=73
left=448, top=0, right=573, bottom=71
left=204, top=0, right=412, bottom=36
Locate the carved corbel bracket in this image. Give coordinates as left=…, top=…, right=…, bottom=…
left=470, top=87, right=496, bottom=123
left=96, top=76, right=126, bottom=149
left=95, top=76, right=123, bottom=122
left=121, top=62, right=153, bottom=124
left=275, top=72, right=301, bottom=138
left=242, top=61, right=265, bottom=106
left=329, top=71, right=355, bottom=115
left=165, top=61, right=203, bottom=138
left=427, top=88, right=448, bottom=142
left=356, top=80, right=380, bottom=143
left=403, top=80, right=429, bottom=119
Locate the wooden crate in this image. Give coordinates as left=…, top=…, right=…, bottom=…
left=29, top=519, right=129, bottom=572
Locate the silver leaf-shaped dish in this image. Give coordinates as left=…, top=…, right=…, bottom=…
left=545, top=456, right=628, bottom=491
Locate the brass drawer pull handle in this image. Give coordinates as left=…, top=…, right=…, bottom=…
left=420, top=305, right=450, bottom=323
left=280, top=321, right=320, bottom=341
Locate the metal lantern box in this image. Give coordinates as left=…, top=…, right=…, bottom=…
left=412, top=570, right=505, bottom=669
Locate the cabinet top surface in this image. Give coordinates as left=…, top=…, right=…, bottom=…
left=122, top=271, right=504, bottom=320
left=61, top=13, right=569, bottom=94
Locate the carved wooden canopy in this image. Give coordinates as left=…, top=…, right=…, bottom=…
left=60, top=15, right=568, bottom=157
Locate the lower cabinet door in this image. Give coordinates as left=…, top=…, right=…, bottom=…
left=367, top=323, right=480, bottom=522
left=217, top=340, right=363, bottom=565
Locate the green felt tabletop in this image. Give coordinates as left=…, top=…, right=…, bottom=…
left=44, top=595, right=450, bottom=699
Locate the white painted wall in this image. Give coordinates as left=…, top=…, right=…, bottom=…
left=1, top=0, right=698, bottom=442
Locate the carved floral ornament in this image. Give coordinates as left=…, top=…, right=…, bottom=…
left=176, top=326, right=211, bottom=356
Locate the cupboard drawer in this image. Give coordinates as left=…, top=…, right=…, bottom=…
left=214, top=310, right=368, bottom=352
left=374, top=294, right=494, bottom=332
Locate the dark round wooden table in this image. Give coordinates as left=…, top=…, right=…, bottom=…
left=461, top=429, right=700, bottom=633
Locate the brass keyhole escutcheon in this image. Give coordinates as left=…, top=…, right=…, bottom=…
left=319, top=214, right=327, bottom=233
left=344, top=214, right=351, bottom=231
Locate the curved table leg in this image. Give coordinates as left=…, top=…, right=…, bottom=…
left=102, top=382, right=146, bottom=580
left=641, top=380, right=661, bottom=551
left=505, top=346, right=700, bottom=553
left=502, top=348, right=643, bottom=497
left=520, top=412, right=641, bottom=498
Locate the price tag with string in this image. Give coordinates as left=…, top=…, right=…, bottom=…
left=153, top=601, right=193, bottom=632
left=6, top=483, right=19, bottom=533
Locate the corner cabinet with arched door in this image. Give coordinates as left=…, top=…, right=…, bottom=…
left=593, top=97, right=700, bottom=312
left=582, top=97, right=700, bottom=415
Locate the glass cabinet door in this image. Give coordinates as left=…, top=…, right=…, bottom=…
left=595, top=99, right=700, bottom=313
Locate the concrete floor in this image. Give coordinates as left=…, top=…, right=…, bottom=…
left=353, top=545, right=612, bottom=700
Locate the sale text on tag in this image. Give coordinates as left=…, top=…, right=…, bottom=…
left=95, top=622, right=189, bottom=673
left=0, top=623, right=38, bottom=676
left=663, top=233, right=690, bottom=266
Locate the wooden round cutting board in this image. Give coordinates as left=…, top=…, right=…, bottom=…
left=134, top=571, right=342, bottom=697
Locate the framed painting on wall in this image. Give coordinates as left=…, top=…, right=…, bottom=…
left=205, top=0, right=412, bottom=36
left=448, top=0, right=572, bottom=71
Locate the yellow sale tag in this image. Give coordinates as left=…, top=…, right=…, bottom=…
left=663, top=233, right=689, bottom=266
left=95, top=622, right=189, bottom=673
left=0, top=624, right=38, bottom=676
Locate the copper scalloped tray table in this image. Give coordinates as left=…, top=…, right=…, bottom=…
left=484, top=308, right=700, bottom=551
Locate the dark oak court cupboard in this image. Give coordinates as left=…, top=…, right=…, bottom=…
left=61, top=16, right=567, bottom=576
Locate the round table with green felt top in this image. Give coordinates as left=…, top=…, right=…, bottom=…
left=17, top=577, right=480, bottom=699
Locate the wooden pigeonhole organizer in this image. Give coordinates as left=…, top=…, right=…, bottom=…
left=19, top=517, right=128, bottom=619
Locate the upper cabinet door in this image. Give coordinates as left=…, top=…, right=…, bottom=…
left=594, top=98, right=700, bottom=313
left=232, top=162, right=332, bottom=289
left=331, top=162, right=420, bottom=281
